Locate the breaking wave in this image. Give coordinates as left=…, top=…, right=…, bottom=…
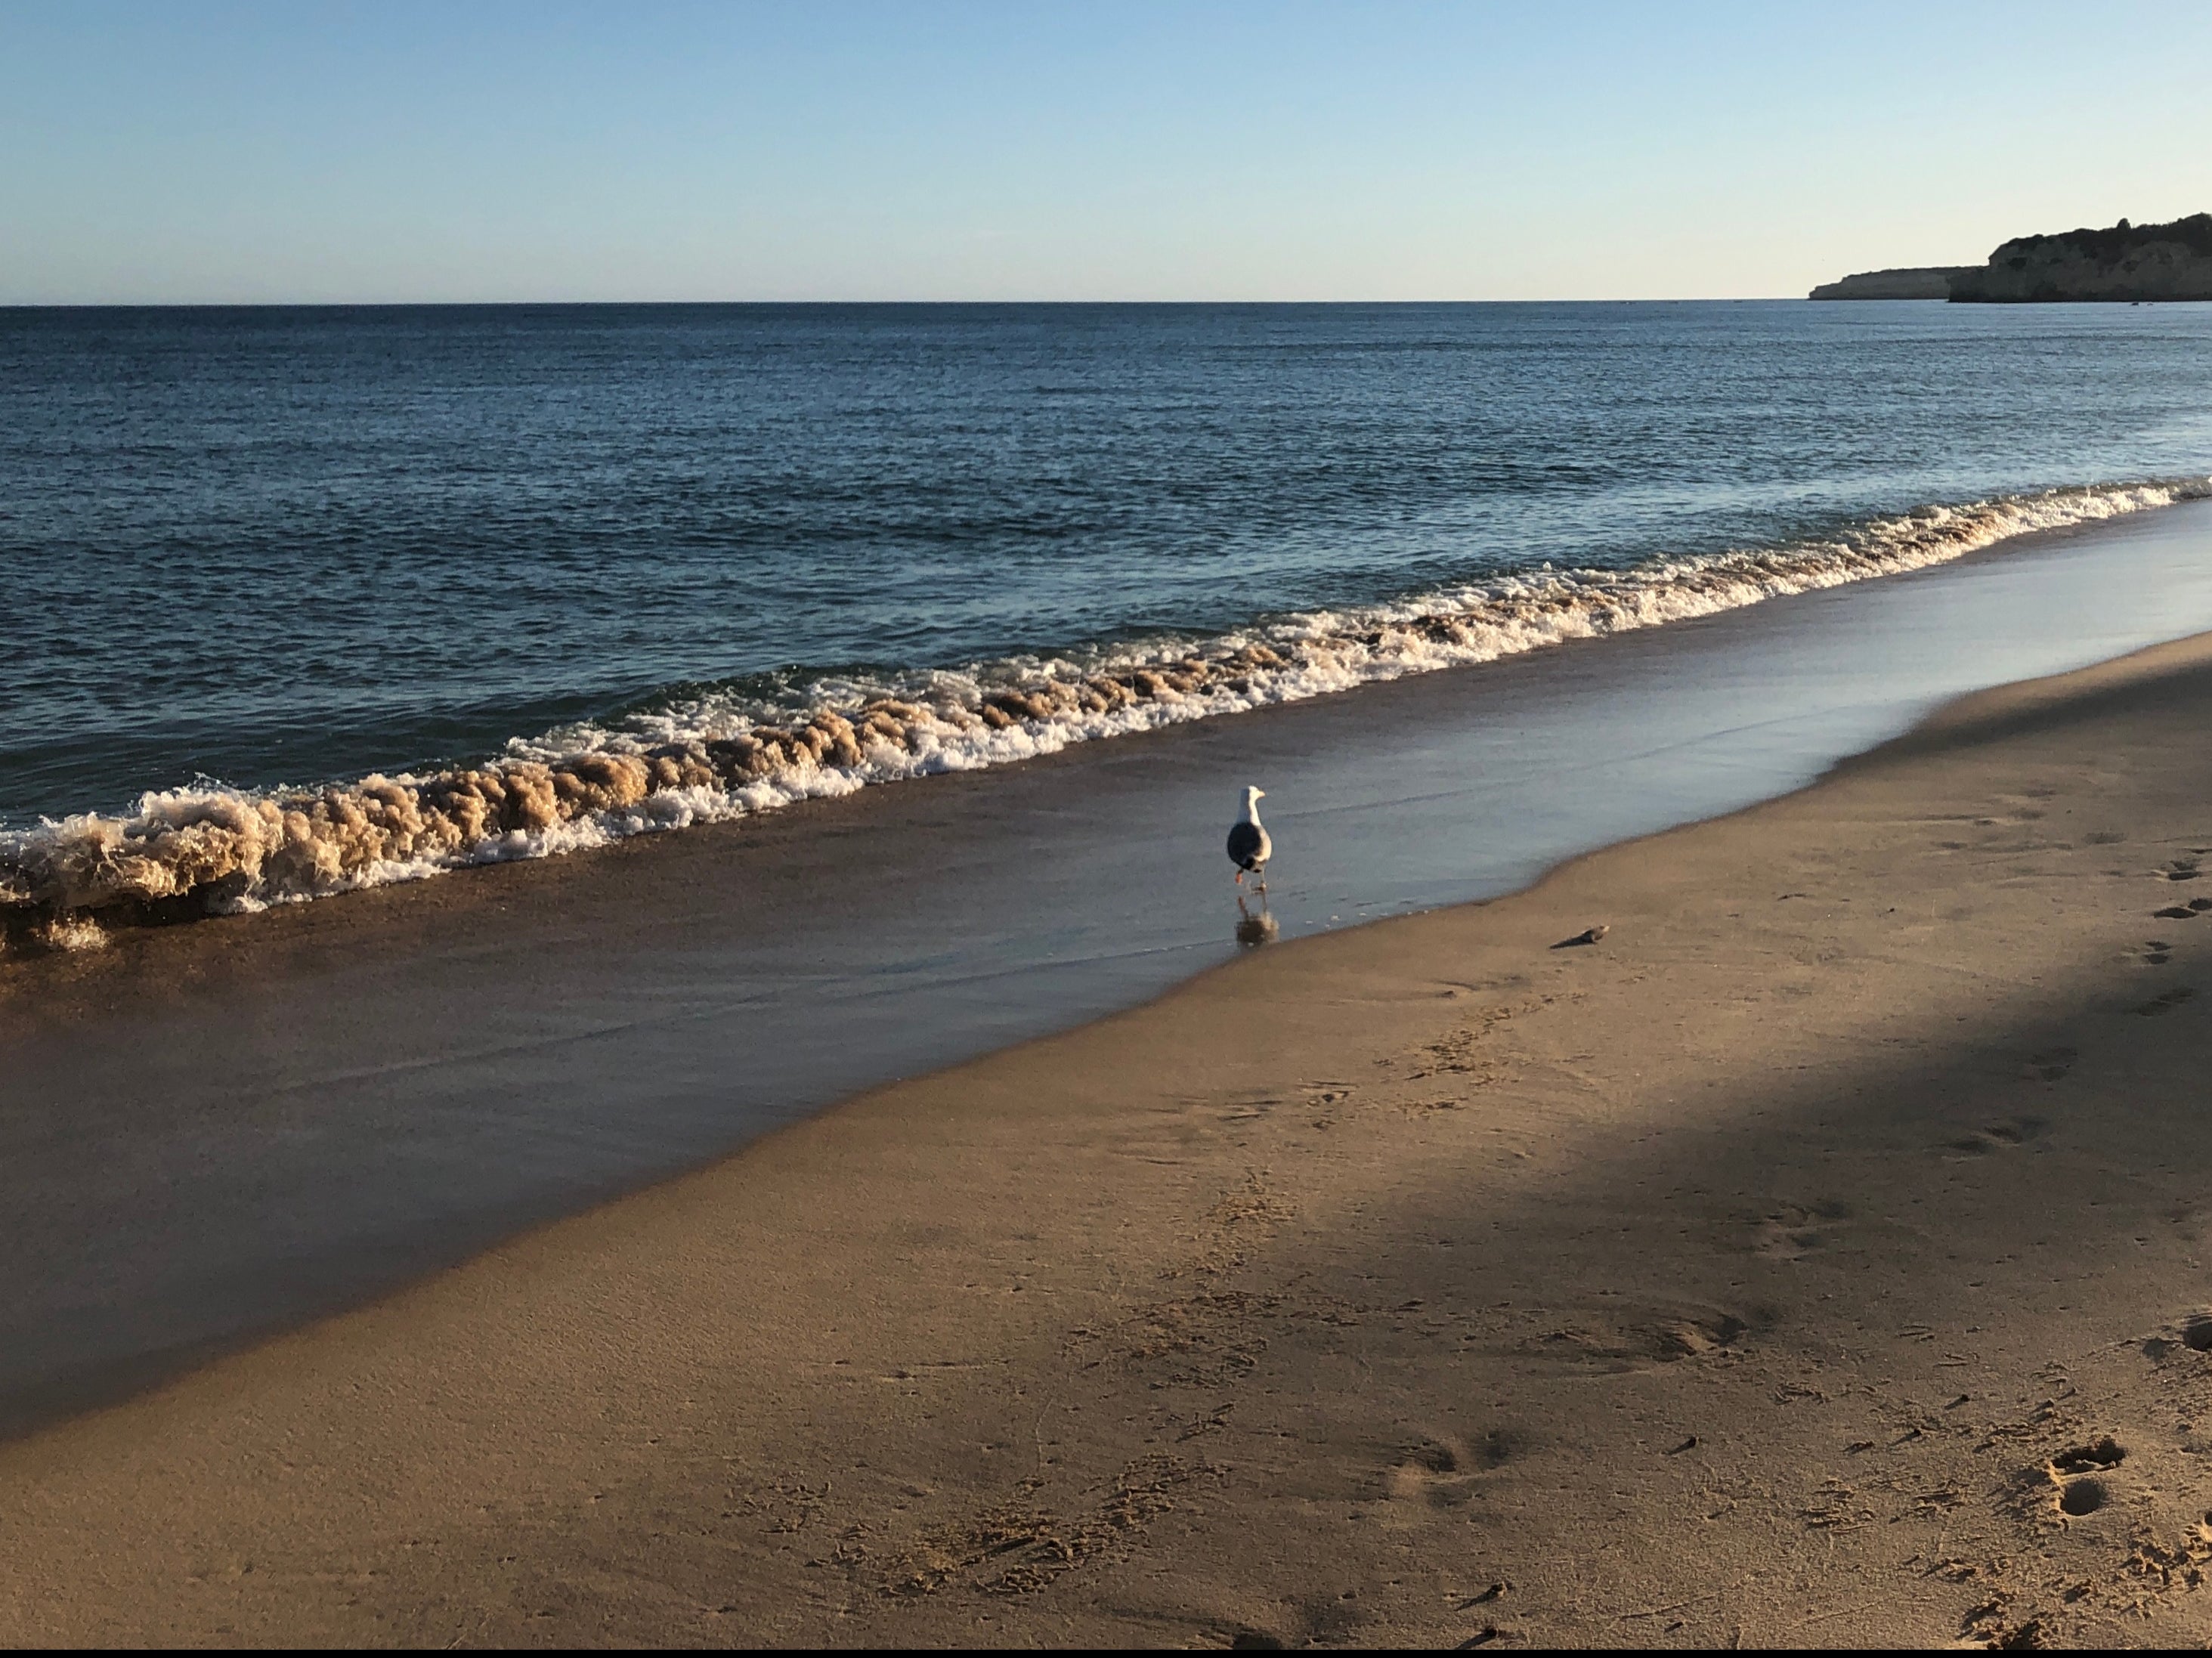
left=4, top=478, right=2203, bottom=942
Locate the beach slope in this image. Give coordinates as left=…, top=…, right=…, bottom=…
left=8, top=637, right=2212, bottom=1646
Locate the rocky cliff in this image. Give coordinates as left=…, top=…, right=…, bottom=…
left=1808, top=267, right=1969, bottom=300
left=1948, top=213, right=2212, bottom=303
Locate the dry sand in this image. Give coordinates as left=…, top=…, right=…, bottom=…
left=9, top=634, right=2212, bottom=1647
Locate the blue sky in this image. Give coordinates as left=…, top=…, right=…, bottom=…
left=5, top=1, right=2210, bottom=302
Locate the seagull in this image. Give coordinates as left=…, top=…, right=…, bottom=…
left=1227, top=785, right=1271, bottom=890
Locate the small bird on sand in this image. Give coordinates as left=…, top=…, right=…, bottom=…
left=1227, top=785, right=1271, bottom=890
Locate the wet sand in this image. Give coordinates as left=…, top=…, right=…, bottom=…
left=8, top=623, right=2212, bottom=1644
left=7, top=500, right=2212, bottom=1448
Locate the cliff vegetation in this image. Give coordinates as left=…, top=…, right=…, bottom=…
left=1951, top=213, right=2212, bottom=302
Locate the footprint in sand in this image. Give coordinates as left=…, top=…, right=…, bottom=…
left=1514, top=1305, right=1749, bottom=1374
left=1944, top=1118, right=2047, bottom=1156
left=2056, top=1477, right=2109, bottom=1516
left=1386, top=1430, right=1516, bottom=1508
left=2016, top=1439, right=2127, bottom=1520
left=1750, top=1201, right=1852, bottom=1259
left=2145, top=1314, right=2212, bottom=1360
left=2050, top=1437, right=2126, bottom=1476
left=2145, top=941, right=2174, bottom=965
left=2046, top=1444, right=2124, bottom=1514
left=2025, top=1047, right=2076, bottom=1082
left=2136, top=986, right=2195, bottom=1017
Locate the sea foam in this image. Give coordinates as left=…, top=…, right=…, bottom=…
left=3, top=478, right=2201, bottom=933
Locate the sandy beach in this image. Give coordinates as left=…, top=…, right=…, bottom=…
left=6, top=622, right=2212, bottom=1646
left=7, top=500, right=2211, bottom=1456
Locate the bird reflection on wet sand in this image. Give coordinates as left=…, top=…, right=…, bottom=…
left=1235, top=892, right=1278, bottom=948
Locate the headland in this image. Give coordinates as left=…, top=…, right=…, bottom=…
left=1808, top=265, right=1969, bottom=300
left=1813, top=213, right=2212, bottom=302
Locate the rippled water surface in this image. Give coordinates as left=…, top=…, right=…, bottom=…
left=5, top=300, right=2211, bottom=837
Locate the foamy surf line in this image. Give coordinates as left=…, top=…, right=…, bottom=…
left=5, top=478, right=2204, bottom=948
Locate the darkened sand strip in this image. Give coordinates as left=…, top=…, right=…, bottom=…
left=5, top=500, right=2212, bottom=1450
left=7, top=631, right=2212, bottom=1644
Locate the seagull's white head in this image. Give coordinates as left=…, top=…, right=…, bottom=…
left=1244, top=785, right=1265, bottom=811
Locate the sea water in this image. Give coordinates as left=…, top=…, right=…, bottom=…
left=5, top=301, right=2211, bottom=920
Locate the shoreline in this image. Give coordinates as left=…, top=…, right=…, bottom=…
left=8, top=626, right=2212, bottom=1641
left=6, top=497, right=2212, bottom=1455
left=5, top=478, right=2201, bottom=937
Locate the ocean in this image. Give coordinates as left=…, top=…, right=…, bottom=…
left=5, top=299, right=2212, bottom=925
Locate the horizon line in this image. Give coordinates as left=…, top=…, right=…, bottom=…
left=0, top=294, right=1841, bottom=310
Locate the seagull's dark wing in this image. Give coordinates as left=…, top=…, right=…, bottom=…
left=1226, top=822, right=1264, bottom=869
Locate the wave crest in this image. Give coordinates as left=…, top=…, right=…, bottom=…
left=4, top=478, right=2201, bottom=936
